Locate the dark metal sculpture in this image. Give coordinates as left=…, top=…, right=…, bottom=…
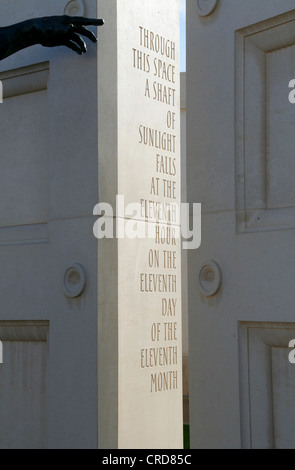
left=0, top=15, right=104, bottom=61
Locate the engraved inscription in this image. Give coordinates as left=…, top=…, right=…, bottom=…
left=130, top=25, right=180, bottom=393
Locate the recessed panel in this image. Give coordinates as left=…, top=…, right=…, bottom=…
left=235, top=11, right=295, bottom=231
left=271, top=346, right=295, bottom=449
left=0, top=321, right=49, bottom=449
left=267, top=46, right=295, bottom=209
left=239, top=322, right=295, bottom=449
left=0, top=64, right=49, bottom=228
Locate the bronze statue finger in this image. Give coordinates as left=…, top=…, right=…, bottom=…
left=62, top=16, right=104, bottom=27
left=73, top=25, right=98, bottom=43
left=70, top=33, right=87, bottom=54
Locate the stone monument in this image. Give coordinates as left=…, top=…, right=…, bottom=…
left=96, top=0, right=183, bottom=449
left=187, top=0, right=295, bottom=449
left=0, top=0, right=182, bottom=449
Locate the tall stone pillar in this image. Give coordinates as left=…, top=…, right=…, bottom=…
left=96, top=0, right=183, bottom=449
